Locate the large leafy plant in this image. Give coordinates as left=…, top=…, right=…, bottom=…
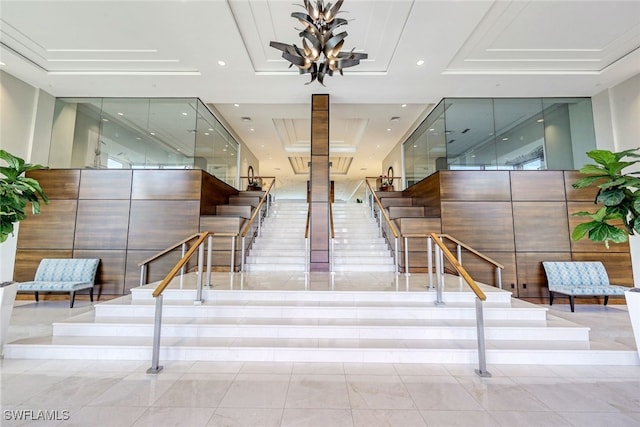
left=0, top=150, right=48, bottom=243
left=572, top=148, right=640, bottom=248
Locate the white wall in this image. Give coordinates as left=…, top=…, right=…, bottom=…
left=593, top=72, right=640, bottom=287
left=0, top=71, right=55, bottom=282
left=382, top=142, right=404, bottom=191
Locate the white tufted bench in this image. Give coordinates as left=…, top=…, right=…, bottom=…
left=17, top=258, right=100, bottom=308
left=542, top=261, right=628, bottom=312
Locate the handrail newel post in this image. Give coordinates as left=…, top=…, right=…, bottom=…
left=180, top=243, right=187, bottom=277
left=147, top=294, right=164, bottom=374
left=206, top=235, right=213, bottom=287
left=394, top=237, right=399, bottom=275
left=427, top=237, right=433, bottom=289
left=140, top=265, right=147, bottom=287
left=404, top=236, right=410, bottom=276
left=195, top=243, right=204, bottom=304
left=496, top=267, right=503, bottom=289
left=230, top=235, right=236, bottom=273
left=241, top=236, right=246, bottom=272
left=456, top=244, right=462, bottom=265
left=474, top=297, right=492, bottom=377
left=434, top=245, right=444, bottom=305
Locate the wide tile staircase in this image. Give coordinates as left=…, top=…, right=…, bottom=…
left=5, top=273, right=638, bottom=365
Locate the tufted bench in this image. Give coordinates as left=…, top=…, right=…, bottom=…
left=17, top=258, right=100, bottom=308
left=542, top=261, right=627, bottom=312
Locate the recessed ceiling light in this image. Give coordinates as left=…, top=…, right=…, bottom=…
left=218, top=60, right=226, bottom=66
left=117, top=112, right=123, bottom=116
left=204, top=133, right=210, bottom=136
left=250, top=128, right=255, bottom=132
left=387, top=128, right=391, bottom=131
left=429, top=128, right=435, bottom=131
left=502, top=137, right=509, bottom=141
left=537, top=119, right=544, bottom=122
left=233, top=104, right=240, bottom=107
left=102, top=118, right=109, bottom=122
left=149, top=132, right=155, bottom=135
left=416, top=60, right=425, bottom=66
left=182, top=112, right=188, bottom=116
left=471, top=155, right=477, bottom=158
left=401, top=104, right=407, bottom=108
left=136, top=137, right=141, bottom=140
left=177, top=148, right=181, bottom=152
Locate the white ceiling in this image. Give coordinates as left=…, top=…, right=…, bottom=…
left=1, top=0, right=639, bottom=199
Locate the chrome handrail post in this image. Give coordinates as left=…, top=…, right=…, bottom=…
left=394, top=236, right=399, bottom=275
left=230, top=235, right=236, bottom=273
left=457, top=244, right=462, bottom=265
left=434, top=245, right=444, bottom=305
left=180, top=242, right=187, bottom=276
left=258, top=206, right=263, bottom=237
left=140, top=264, right=148, bottom=287
left=206, top=235, right=213, bottom=287
left=496, top=267, right=503, bottom=289
left=474, top=297, right=491, bottom=377
left=427, top=236, right=433, bottom=289
left=195, top=243, right=204, bottom=304
left=147, top=294, right=164, bottom=374
left=241, top=236, right=246, bottom=272
left=404, top=236, right=410, bottom=276
left=331, top=237, right=335, bottom=274
left=305, top=237, right=309, bottom=273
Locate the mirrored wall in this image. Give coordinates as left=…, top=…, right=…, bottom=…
left=50, top=98, right=239, bottom=187
left=403, top=97, right=596, bottom=185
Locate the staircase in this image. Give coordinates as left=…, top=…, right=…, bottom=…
left=332, top=203, right=396, bottom=272
left=244, top=200, right=307, bottom=272
left=6, top=273, right=637, bottom=365
left=243, top=201, right=395, bottom=273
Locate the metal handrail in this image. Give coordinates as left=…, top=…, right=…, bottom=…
left=429, top=233, right=491, bottom=377
left=139, top=233, right=201, bottom=267
left=440, top=234, right=504, bottom=270
left=364, top=179, right=399, bottom=273
left=305, top=203, right=310, bottom=272
left=240, top=178, right=276, bottom=271
left=330, top=202, right=335, bottom=273
left=401, top=233, right=503, bottom=290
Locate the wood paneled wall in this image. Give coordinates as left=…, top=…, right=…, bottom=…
left=403, top=170, right=634, bottom=299
left=16, top=169, right=238, bottom=295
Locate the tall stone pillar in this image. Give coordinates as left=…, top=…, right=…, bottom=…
left=309, top=94, right=330, bottom=271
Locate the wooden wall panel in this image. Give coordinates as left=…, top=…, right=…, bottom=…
left=131, top=170, right=202, bottom=200
left=74, top=200, right=130, bottom=249
left=13, top=250, right=73, bottom=282
left=564, top=171, right=601, bottom=201
left=128, top=200, right=200, bottom=250
left=572, top=252, right=635, bottom=287
left=73, top=249, right=126, bottom=296
left=511, top=171, right=566, bottom=201
left=200, top=171, right=238, bottom=215
left=439, top=171, right=511, bottom=201
left=16, top=200, right=77, bottom=249
left=513, top=202, right=570, bottom=252
left=403, top=173, right=441, bottom=216
left=567, top=202, right=630, bottom=253
left=79, top=170, right=132, bottom=199
left=27, top=169, right=80, bottom=199
left=516, top=252, right=572, bottom=299
left=441, top=202, right=515, bottom=252
left=454, top=251, right=517, bottom=291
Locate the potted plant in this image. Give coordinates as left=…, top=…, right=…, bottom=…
left=571, top=147, right=640, bottom=357
left=0, top=149, right=48, bottom=243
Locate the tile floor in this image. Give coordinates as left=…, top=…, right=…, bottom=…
left=2, top=272, right=640, bottom=426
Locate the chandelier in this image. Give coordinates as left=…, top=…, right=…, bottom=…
left=270, top=0, right=368, bottom=85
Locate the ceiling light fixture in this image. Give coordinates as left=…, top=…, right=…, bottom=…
left=270, top=0, right=368, bottom=85
left=217, top=60, right=226, bottom=66
left=416, top=59, right=425, bottom=66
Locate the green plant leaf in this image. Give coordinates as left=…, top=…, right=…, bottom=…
left=586, top=149, right=617, bottom=166
left=613, top=147, right=640, bottom=161
left=572, top=174, right=608, bottom=188
left=597, top=189, right=625, bottom=206
left=571, top=221, right=596, bottom=241
left=578, top=164, right=607, bottom=176
left=588, top=222, right=628, bottom=244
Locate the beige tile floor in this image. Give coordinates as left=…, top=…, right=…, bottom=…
left=2, top=272, right=640, bottom=426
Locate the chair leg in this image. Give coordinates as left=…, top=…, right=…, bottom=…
left=89, top=287, right=94, bottom=302
left=34, top=291, right=39, bottom=302
left=549, top=291, right=554, bottom=306
left=604, top=295, right=609, bottom=306
left=569, top=295, right=575, bottom=312
left=70, top=291, right=75, bottom=308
